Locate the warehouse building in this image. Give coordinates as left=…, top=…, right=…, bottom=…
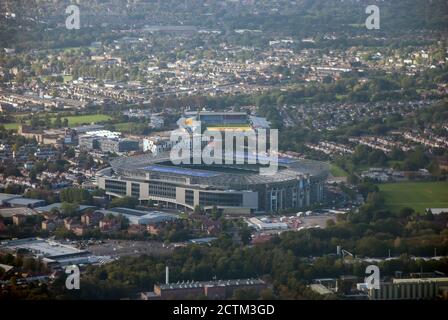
left=95, top=207, right=178, bottom=225
left=0, top=238, right=103, bottom=269
left=365, top=277, right=448, bottom=300
left=141, top=278, right=267, bottom=300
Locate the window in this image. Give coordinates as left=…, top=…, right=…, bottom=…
left=105, top=180, right=127, bottom=196
left=131, top=183, right=140, bottom=198
left=199, top=192, right=242, bottom=207
left=185, top=189, right=194, bottom=205
left=149, top=181, right=176, bottom=199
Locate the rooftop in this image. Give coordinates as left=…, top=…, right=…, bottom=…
left=393, top=277, right=448, bottom=284
left=0, top=193, right=22, bottom=203
left=35, top=203, right=96, bottom=214
left=157, top=278, right=265, bottom=290
left=0, top=207, right=38, bottom=218
left=0, top=238, right=86, bottom=258
left=6, top=198, right=45, bottom=206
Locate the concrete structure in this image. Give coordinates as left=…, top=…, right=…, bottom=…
left=143, top=136, right=174, bottom=154
left=0, top=238, right=113, bottom=269
left=5, top=197, right=46, bottom=208
left=95, top=207, right=178, bottom=225
left=34, top=203, right=96, bottom=214
left=79, top=130, right=139, bottom=154
left=100, top=138, right=140, bottom=153
left=426, top=208, right=448, bottom=215
left=96, top=111, right=327, bottom=213
left=96, top=153, right=327, bottom=214
left=141, top=278, right=267, bottom=300
left=247, top=217, right=288, bottom=231
left=366, top=277, right=448, bottom=300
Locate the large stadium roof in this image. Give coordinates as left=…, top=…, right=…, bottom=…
left=142, top=165, right=220, bottom=177
left=108, top=153, right=329, bottom=188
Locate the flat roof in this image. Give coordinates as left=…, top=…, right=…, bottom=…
left=107, top=207, right=178, bottom=219
left=35, top=203, right=96, bottom=213
left=142, top=165, right=219, bottom=177
left=310, top=284, right=333, bottom=295
left=0, top=238, right=86, bottom=258
left=232, top=152, right=296, bottom=164
left=189, top=237, right=218, bottom=244
left=6, top=198, right=45, bottom=206
left=0, top=193, right=22, bottom=202
left=0, top=207, right=38, bottom=218
left=72, top=124, right=104, bottom=133
left=157, top=278, right=264, bottom=290
left=393, top=277, right=448, bottom=284
left=426, top=208, right=448, bottom=214
left=184, top=111, right=247, bottom=116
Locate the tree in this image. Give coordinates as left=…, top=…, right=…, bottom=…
left=240, top=226, right=252, bottom=245
left=60, top=188, right=93, bottom=205
left=210, top=206, right=221, bottom=220
left=193, top=205, right=204, bottom=215
left=54, top=115, right=62, bottom=128
left=232, top=288, right=260, bottom=300
left=60, top=202, right=79, bottom=217
left=110, top=197, right=138, bottom=209
left=65, top=148, right=76, bottom=159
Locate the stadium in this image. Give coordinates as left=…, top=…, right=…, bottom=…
left=96, top=152, right=328, bottom=214
left=96, top=111, right=328, bottom=214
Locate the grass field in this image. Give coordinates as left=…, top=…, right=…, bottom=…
left=63, top=75, right=73, bottom=82
left=2, top=123, right=20, bottom=130
left=50, top=114, right=112, bottom=126
left=330, top=164, right=349, bottom=177
left=379, top=181, right=448, bottom=213
left=1, top=114, right=111, bottom=131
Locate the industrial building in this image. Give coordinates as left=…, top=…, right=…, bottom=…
left=79, top=130, right=140, bottom=154
left=95, top=207, right=178, bottom=225
left=365, top=277, right=448, bottom=300
left=247, top=217, right=289, bottom=231
left=34, top=203, right=96, bottom=214
left=0, top=238, right=111, bottom=269
left=141, top=278, right=267, bottom=300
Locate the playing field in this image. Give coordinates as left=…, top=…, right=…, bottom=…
left=1, top=114, right=111, bottom=131
left=378, top=181, right=448, bottom=213
left=51, top=114, right=112, bottom=126
left=2, top=123, right=19, bottom=130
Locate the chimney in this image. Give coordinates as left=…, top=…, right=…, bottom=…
left=165, top=266, right=169, bottom=284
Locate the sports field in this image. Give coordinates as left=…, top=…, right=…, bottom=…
left=378, top=181, right=448, bottom=213
left=1, top=114, right=111, bottom=131
left=52, top=114, right=111, bottom=126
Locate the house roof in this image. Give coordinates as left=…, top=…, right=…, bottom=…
left=6, top=198, right=45, bottom=206
left=0, top=207, right=38, bottom=218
